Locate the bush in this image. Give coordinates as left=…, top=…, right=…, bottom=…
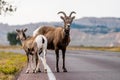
left=7, top=32, right=21, bottom=45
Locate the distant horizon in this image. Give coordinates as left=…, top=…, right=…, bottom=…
left=1, top=14, right=120, bottom=46
left=0, top=16, right=120, bottom=26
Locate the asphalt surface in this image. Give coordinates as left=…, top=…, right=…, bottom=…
left=47, top=50, right=120, bottom=80
left=0, top=49, right=120, bottom=80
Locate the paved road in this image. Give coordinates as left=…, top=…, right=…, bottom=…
left=47, top=50, right=120, bottom=80
left=1, top=49, right=120, bottom=80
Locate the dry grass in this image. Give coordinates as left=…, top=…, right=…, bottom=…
left=67, top=46, right=120, bottom=52
left=1, top=45, right=120, bottom=52
left=0, top=45, right=22, bottom=50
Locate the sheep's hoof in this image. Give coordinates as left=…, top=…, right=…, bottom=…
left=25, top=70, right=29, bottom=74
left=38, top=69, right=41, bottom=73
left=44, top=69, right=47, bottom=73
left=34, top=70, right=37, bottom=73
left=34, top=69, right=41, bottom=73
left=56, top=68, right=59, bottom=72
left=63, top=70, right=67, bottom=72
left=56, top=69, right=59, bottom=72
left=38, top=70, right=41, bottom=73
left=63, top=68, right=67, bottom=72
left=32, top=70, right=36, bottom=73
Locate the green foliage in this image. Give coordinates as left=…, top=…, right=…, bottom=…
left=7, top=32, right=21, bottom=45
left=0, top=51, right=26, bottom=80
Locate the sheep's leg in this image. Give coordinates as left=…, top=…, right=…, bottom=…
left=62, top=48, right=67, bottom=72
left=43, top=49, right=47, bottom=72
left=35, top=53, right=41, bottom=72
left=31, top=54, right=36, bottom=73
left=55, top=49, right=59, bottom=72
left=30, top=55, right=34, bottom=72
left=35, top=52, right=41, bottom=73
left=26, top=54, right=30, bottom=73
left=34, top=47, right=41, bottom=73
left=35, top=57, right=40, bottom=73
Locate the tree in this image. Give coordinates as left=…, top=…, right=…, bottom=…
left=0, top=0, right=17, bottom=15
left=7, top=32, right=21, bottom=45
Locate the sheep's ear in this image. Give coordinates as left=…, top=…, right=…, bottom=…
left=16, top=29, right=20, bottom=32
left=24, top=28, right=27, bottom=32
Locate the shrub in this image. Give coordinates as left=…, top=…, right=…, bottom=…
left=7, top=32, right=21, bottom=45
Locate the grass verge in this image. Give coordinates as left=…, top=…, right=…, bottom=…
left=0, top=45, right=22, bottom=50
left=0, top=51, right=26, bottom=80
left=67, top=46, right=120, bottom=52
left=0, top=45, right=120, bottom=52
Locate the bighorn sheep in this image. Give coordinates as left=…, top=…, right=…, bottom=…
left=33, top=11, right=76, bottom=72
left=16, top=28, right=47, bottom=73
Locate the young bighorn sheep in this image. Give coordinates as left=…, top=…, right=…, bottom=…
left=33, top=11, right=76, bottom=72
left=29, top=34, right=47, bottom=73
left=16, top=28, right=47, bottom=73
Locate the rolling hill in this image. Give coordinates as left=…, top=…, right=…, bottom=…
left=0, top=17, right=120, bottom=47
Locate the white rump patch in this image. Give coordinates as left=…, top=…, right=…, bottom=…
left=33, top=26, right=42, bottom=37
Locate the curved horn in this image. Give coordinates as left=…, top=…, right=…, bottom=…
left=69, top=11, right=76, bottom=17
left=57, top=11, right=67, bottom=17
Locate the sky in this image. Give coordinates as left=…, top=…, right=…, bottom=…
left=0, top=0, right=120, bottom=25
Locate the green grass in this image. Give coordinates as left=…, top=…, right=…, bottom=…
left=0, top=51, right=26, bottom=80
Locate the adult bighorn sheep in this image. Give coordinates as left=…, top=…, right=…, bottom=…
left=16, top=28, right=47, bottom=73
left=33, top=11, right=76, bottom=72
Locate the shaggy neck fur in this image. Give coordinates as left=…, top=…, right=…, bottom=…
left=63, top=28, right=70, bottom=37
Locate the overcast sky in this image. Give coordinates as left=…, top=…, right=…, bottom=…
left=0, top=0, right=120, bottom=25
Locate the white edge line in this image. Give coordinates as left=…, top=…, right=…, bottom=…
left=40, top=57, right=56, bottom=80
